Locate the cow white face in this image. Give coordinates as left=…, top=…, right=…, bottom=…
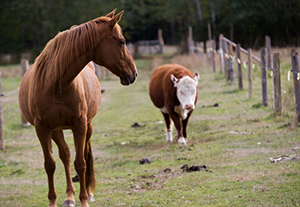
left=171, top=73, right=199, bottom=110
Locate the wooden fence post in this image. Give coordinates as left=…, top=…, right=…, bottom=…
left=21, top=59, right=29, bottom=76
left=272, top=53, right=282, bottom=114
left=0, top=72, right=4, bottom=150
left=21, top=59, right=30, bottom=127
left=228, top=44, right=234, bottom=82
left=260, top=48, right=268, bottom=106
left=93, top=62, right=99, bottom=79
left=195, top=42, right=201, bottom=57
left=223, top=40, right=228, bottom=76
left=219, top=34, right=224, bottom=73
left=188, top=26, right=194, bottom=55
left=208, top=23, right=212, bottom=40
left=236, top=44, right=243, bottom=89
left=291, top=49, right=300, bottom=122
left=248, top=49, right=253, bottom=98
left=158, top=29, right=164, bottom=53
left=206, top=40, right=211, bottom=64
left=265, top=36, right=271, bottom=70
left=200, top=42, right=204, bottom=57
left=211, top=40, right=216, bottom=73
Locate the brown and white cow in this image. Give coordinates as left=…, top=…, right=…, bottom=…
left=149, top=63, right=199, bottom=144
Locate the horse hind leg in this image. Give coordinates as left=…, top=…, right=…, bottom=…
left=35, top=123, right=57, bottom=207
left=51, top=130, right=76, bottom=207
left=85, top=123, right=96, bottom=202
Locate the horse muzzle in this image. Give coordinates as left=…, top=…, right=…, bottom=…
left=120, top=72, right=137, bottom=86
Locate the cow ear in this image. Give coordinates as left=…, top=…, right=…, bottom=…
left=170, top=74, right=178, bottom=87
left=194, top=73, right=200, bottom=84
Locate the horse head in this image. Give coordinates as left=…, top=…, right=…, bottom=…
left=93, top=9, right=137, bottom=85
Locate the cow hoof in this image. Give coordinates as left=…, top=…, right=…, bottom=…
left=88, top=194, right=95, bottom=202
left=178, top=137, right=187, bottom=145
left=166, top=131, right=173, bottom=142
left=63, top=200, right=76, bottom=207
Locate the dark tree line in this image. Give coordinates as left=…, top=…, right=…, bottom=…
left=1, top=0, right=300, bottom=55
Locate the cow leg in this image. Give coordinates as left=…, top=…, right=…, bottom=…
left=169, top=113, right=186, bottom=145
left=162, top=112, right=173, bottom=142
left=182, top=114, right=191, bottom=140
left=51, top=130, right=76, bottom=207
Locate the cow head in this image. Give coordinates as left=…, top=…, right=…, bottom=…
left=171, top=73, right=199, bottom=110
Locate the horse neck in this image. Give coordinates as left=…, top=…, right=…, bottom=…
left=34, top=23, right=100, bottom=89
left=59, top=51, right=94, bottom=86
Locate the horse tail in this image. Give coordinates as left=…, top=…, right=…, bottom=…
left=85, top=140, right=96, bottom=192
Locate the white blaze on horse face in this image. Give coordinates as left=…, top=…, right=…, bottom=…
left=171, top=74, right=199, bottom=110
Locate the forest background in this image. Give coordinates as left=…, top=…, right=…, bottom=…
left=1, top=0, right=300, bottom=59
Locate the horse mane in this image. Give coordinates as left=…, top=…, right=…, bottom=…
left=32, top=16, right=115, bottom=88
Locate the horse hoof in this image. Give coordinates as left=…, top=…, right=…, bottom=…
left=63, top=200, right=76, bottom=207
left=88, top=194, right=95, bottom=202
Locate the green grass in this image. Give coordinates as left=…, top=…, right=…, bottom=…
left=0, top=55, right=300, bottom=206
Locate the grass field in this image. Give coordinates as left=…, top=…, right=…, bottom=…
left=0, top=51, right=299, bottom=206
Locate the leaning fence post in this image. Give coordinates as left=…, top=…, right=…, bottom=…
left=248, top=49, right=253, bottom=99
left=0, top=72, right=4, bottom=150
left=236, top=44, right=243, bottom=89
left=260, top=48, right=268, bottom=106
left=272, top=53, right=282, bottom=114
left=291, top=49, right=300, bottom=122
left=21, top=59, right=30, bottom=127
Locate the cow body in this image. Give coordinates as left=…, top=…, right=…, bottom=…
left=149, top=64, right=199, bottom=144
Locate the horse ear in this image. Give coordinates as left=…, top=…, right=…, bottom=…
left=171, top=74, right=178, bottom=87
left=109, top=10, right=124, bottom=29
left=106, top=8, right=117, bottom=18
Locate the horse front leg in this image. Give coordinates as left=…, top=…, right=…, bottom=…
left=71, top=116, right=89, bottom=207
left=51, top=130, right=76, bottom=207
left=35, top=122, right=57, bottom=207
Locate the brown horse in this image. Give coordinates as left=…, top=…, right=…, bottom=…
left=18, top=9, right=137, bottom=207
